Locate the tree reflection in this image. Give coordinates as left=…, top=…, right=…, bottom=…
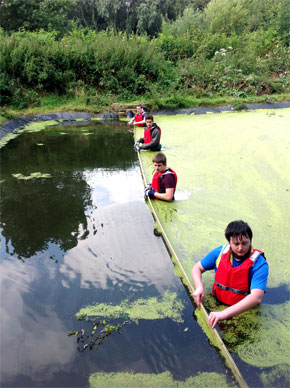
left=0, top=121, right=135, bottom=259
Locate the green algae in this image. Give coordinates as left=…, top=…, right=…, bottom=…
left=23, top=120, right=59, bottom=133
left=194, top=307, right=220, bottom=350
left=12, top=172, right=52, bottom=180
left=235, top=301, right=290, bottom=367
left=136, top=109, right=290, bottom=375
left=136, top=109, right=290, bottom=287
left=0, top=118, right=97, bottom=148
left=172, top=257, right=184, bottom=280
left=89, top=371, right=236, bottom=388
left=260, top=364, right=290, bottom=387
left=0, top=133, right=18, bottom=147
left=0, top=120, right=59, bottom=148
left=76, top=291, right=184, bottom=323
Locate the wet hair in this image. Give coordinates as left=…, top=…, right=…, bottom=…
left=225, top=220, right=253, bottom=242
left=145, top=114, right=154, bottom=121
left=152, top=152, right=167, bottom=165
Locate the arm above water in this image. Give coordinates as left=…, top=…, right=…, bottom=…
left=191, top=246, right=222, bottom=308
left=191, top=261, right=206, bottom=308
left=153, top=187, right=174, bottom=201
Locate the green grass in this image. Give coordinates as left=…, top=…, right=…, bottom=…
left=1, top=92, right=289, bottom=126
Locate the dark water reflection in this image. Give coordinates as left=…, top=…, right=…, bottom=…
left=1, top=121, right=229, bottom=387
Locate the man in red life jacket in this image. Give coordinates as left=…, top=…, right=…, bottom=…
left=128, top=104, right=146, bottom=127
left=191, top=220, right=269, bottom=328
left=144, top=152, right=177, bottom=202
left=135, top=114, right=161, bottom=151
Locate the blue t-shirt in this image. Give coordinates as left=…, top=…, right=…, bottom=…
left=201, top=245, right=269, bottom=291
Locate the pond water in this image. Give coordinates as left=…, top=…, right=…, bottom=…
left=0, top=121, right=234, bottom=387
left=137, top=109, right=290, bottom=388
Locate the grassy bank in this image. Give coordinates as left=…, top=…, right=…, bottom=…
left=1, top=91, right=290, bottom=127
left=1, top=17, right=289, bottom=125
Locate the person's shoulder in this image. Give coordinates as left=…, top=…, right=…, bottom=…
left=209, top=245, right=224, bottom=253
left=161, top=172, right=175, bottom=188
left=253, top=251, right=268, bottom=268
left=200, top=245, right=223, bottom=270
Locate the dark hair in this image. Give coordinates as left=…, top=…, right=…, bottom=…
left=137, top=103, right=143, bottom=108
left=152, top=152, right=167, bottom=165
left=145, top=114, right=154, bottom=121
left=225, top=220, right=253, bottom=242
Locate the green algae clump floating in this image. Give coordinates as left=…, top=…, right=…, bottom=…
left=12, top=172, right=52, bottom=180
left=236, top=301, right=290, bottom=368
left=0, top=120, right=59, bottom=148
left=260, top=364, right=290, bottom=388
left=0, top=133, right=18, bottom=148
left=89, top=371, right=237, bottom=388
left=76, top=291, right=184, bottom=323
left=21, top=121, right=59, bottom=133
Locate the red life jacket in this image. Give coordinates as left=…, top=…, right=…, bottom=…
left=144, top=123, right=161, bottom=144
left=152, top=168, right=177, bottom=194
left=134, top=113, right=145, bottom=127
left=212, top=244, right=263, bottom=305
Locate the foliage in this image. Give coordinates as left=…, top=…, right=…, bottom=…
left=0, top=0, right=289, bottom=109
left=0, top=0, right=210, bottom=37
left=0, top=0, right=75, bottom=35
left=68, top=316, right=130, bottom=352
left=204, top=0, right=290, bottom=40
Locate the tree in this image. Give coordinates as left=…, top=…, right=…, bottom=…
left=0, top=0, right=75, bottom=33
left=96, top=0, right=126, bottom=33
left=204, top=0, right=290, bottom=38
left=135, top=0, right=162, bottom=36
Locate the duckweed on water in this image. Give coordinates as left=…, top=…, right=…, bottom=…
left=12, top=172, right=52, bottom=180
left=22, top=121, right=59, bottom=133
left=136, top=109, right=290, bottom=286
left=0, top=133, right=18, bottom=147
left=136, top=109, right=290, bottom=376
left=76, top=291, right=184, bottom=323
left=261, top=364, right=290, bottom=387
left=0, top=120, right=59, bottom=148
left=194, top=307, right=219, bottom=350
left=89, top=371, right=236, bottom=388
left=236, top=301, right=290, bottom=367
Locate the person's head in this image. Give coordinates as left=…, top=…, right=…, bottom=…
left=152, top=152, right=167, bottom=173
left=145, top=114, right=154, bottom=128
left=136, top=104, right=143, bottom=114
left=225, top=220, right=253, bottom=259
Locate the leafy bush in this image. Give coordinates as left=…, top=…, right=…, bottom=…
left=0, top=8, right=289, bottom=110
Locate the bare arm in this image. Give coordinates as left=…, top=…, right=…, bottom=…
left=153, top=187, right=174, bottom=201
left=208, top=289, right=264, bottom=328
left=191, top=261, right=206, bottom=308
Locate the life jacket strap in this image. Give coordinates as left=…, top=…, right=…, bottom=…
left=249, top=250, right=262, bottom=263
left=214, top=280, right=250, bottom=296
